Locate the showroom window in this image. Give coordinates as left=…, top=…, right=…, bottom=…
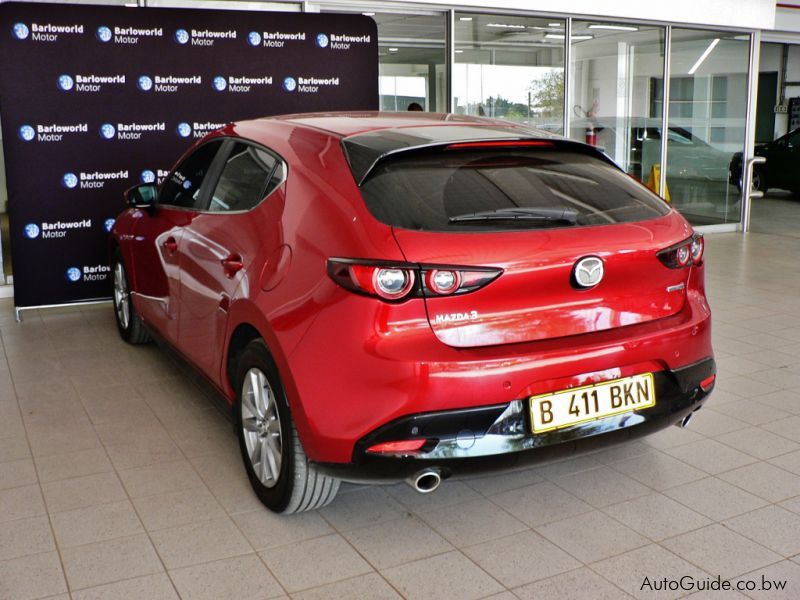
left=453, top=13, right=565, bottom=131
left=568, top=22, right=666, bottom=184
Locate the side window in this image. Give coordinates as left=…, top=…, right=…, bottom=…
left=208, top=143, right=285, bottom=213
left=159, top=141, right=223, bottom=209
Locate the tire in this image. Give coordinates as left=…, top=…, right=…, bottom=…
left=235, top=339, right=340, bottom=513
left=751, top=168, right=767, bottom=194
left=112, top=249, right=151, bottom=344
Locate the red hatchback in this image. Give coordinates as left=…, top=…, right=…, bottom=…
left=111, top=112, right=714, bottom=513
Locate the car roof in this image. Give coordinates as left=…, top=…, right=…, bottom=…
left=238, top=111, right=554, bottom=140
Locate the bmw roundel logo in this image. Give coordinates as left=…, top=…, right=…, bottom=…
left=248, top=31, right=261, bottom=46
left=13, top=23, right=29, bottom=40
left=96, top=26, right=112, bottom=43
left=24, top=223, right=40, bottom=239
left=138, top=75, right=153, bottom=91
left=62, top=172, right=79, bottom=189
left=212, top=76, right=227, bottom=92
left=18, top=125, right=36, bottom=142
left=174, top=28, right=189, bottom=44
left=283, top=76, right=297, bottom=92
left=100, top=123, right=116, bottom=140
left=316, top=33, right=329, bottom=48
left=58, top=74, right=75, bottom=91
left=573, top=256, right=604, bottom=289
left=176, top=122, right=192, bottom=138
left=66, top=267, right=82, bottom=283
left=140, top=169, right=156, bottom=184
left=104, top=218, right=115, bottom=232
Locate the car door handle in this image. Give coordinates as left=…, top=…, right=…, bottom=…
left=162, top=237, right=178, bottom=253
left=221, top=254, right=244, bottom=278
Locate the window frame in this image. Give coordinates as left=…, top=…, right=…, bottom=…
left=156, top=138, right=229, bottom=211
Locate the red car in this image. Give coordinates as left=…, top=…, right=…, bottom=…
left=111, top=112, right=714, bottom=514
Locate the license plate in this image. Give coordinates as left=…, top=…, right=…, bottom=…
left=530, top=373, right=655, bottom=433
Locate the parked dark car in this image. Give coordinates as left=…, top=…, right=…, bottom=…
left=730, top=128, right=800, bottom=195
left=111, top=112, right=714, bottom=513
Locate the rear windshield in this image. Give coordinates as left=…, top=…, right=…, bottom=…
left=358, top=148, right=670, bottom=231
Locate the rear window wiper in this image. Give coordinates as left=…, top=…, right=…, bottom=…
left=448, top=207, right=578, bottom=224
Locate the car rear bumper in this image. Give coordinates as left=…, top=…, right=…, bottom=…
left=311, top=357, right=714, bottom=484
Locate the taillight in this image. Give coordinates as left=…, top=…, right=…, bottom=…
left=327, top=259, right=501, bottom=302
left=657, top=233, right=704, bottom=269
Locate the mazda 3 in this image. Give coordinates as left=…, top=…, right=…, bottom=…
left=110, top=112, right=714, bottom=513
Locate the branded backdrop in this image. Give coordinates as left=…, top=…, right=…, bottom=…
left=0, top=2, right=378, bottom=308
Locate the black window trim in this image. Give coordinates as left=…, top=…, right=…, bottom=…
left=156, top=138, right=231, bottom=211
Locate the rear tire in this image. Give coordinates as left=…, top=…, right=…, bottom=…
left=235, top=339, right=340, bottom=513
left=112, top=249, right=151, bottom=344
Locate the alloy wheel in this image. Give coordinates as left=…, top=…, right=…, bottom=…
left=113, top=262, right=130, bottom=330
left=241, top=368, right=283, bottom=488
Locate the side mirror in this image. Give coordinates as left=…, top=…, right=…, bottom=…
left=124, top=183, right=157, bottom=209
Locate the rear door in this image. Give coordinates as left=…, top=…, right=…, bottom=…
left=131, top=140, right=225, bottom=344
left=177, top=141, right=286, bottom=380
left=357, top=143, right=691, bottom=348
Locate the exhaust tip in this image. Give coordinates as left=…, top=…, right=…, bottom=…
left=409, top=469, right=442, bottom=494
left=677, top=413, right=693, bottom=428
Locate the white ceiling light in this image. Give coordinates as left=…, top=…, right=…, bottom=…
left=459, top=17, right=473, bottom=21
left=455, top=49, right=464, bottom=53
left=548, top=22, right=562, bottom=27
left=362, top=12, right=375, bottom=16
left=588, top=24, right=639, bottom=32
left=546, top=33, right=593, bottom=40
left=486, top=23, right=526, bottom=29
left=688, top=38, right=720, bottom=75
left=388, top=47, right=399, bottom=52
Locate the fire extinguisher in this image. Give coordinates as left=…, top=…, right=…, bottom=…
left=585, top=125, right=597, bottom=146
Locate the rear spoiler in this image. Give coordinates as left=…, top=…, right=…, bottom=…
left=341, top=132, right=620, bottom=186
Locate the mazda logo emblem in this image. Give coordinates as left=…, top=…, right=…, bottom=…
left=573, top=256, right=604, bottom=288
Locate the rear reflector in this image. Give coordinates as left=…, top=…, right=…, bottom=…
left=446, top=140, right=554, bottom=150
left=700, top=374, right=716, bottom=392
left=366, top=440, right=427, bottom=454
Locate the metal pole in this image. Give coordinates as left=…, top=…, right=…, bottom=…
left=446, top=9, right=454, bottom=113
left=659, top=26, right=671, bottom=201
left=741, top=30, right=762, bottom=233
left=563, top=17, right=572, bottom=137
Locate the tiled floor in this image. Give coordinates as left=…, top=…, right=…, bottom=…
left=2, top=231, right=800, bottom=599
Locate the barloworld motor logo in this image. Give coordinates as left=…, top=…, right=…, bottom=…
left=138, top=75, right=153, bottom=91
left=104, top=218, right=115, bottom=232
left=58, top=74, right=75, bottom=91
left=140, top=169, right=156, bottom=183
left=18, top=125, right=36, bottom=142
left=177, top=122, right=192, bottom=138
left=24, top=223, right=40, bottom=239
left=13, top=23, right=30, bottom=39
left=96, top=26, right=112, bottom=42
left=100, top=123, right=116, bottom=140
left=248, top=31, right=261, bottom=46
left=316, top=33, right=329, bottom=48
left=66, top=267, right=82, bottom=283
left=62, top=172, right=79, bottom=189
left=212, top=76, right=227, bottom=92
left=283, top=76, right=297, bottom=92
left=174, top=28, right=189, bottom=44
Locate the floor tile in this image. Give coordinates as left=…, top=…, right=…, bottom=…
left=514, top=566, right=628, bottom=600
left=536, top=510, right=648, bottom=563
left=117, top=459, right=205, bottom=499
left=0, top=550, right=68, bottom=600
left=462, top=530, right=580, bottom=588
left=664, top=476, right=769, bottom=521
left=733, top=560, right=800, bottom=600
left=343, top=514, right=453, bottom=569
left=492, top=481, right=593, bottom=527
left=462, top=468, right=544, bottom=496
left=34, top=447, right=113, bottom=483
left=41, top=471, right=127, bottom=513
left=71, top=573, right=178, bottom=600
left=664, top=439, right=757, bottom=475
left=661, top=524, right=782, bottom=579
left=718, top=462, right=800, bottom=502
left=612, top=452, right=706, bottom=491
left=61, top=533, right=163, bottom=591
left=231, top=507, right=333, bottom=551
left=382, top=551, right=503, bottom=600
left=604, top=493, right=711, bottom=541
left=0, top=483, right=46, bottom=523
left=386, top=480, right=482, bottom=511
left=0, top=515, right=55, bottom=561
left=260, top=533, right=373, bottom=593
left=149, top=516, right=252, bottom=570
left=132, top=487, right=226, bottom=532
left=715, top=427, right=800, bottom=460
left=291, top=573, right=401, bottom=600
left=51, top=500, right=143, bottom=549
left=724, top=505, right=800, bottom=556
left=318, top=487, right=406, bottom=532
left=419, top=497, right=527, bottom=547
left=762, top=416, right=800, bottom=443
left=169, top=554, right=283, bottom=600
left=593, top=544, right=709, bottom=600
left=0, top=457, right=37, bottom=490
left=554, top=466, right=651, bottom=508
